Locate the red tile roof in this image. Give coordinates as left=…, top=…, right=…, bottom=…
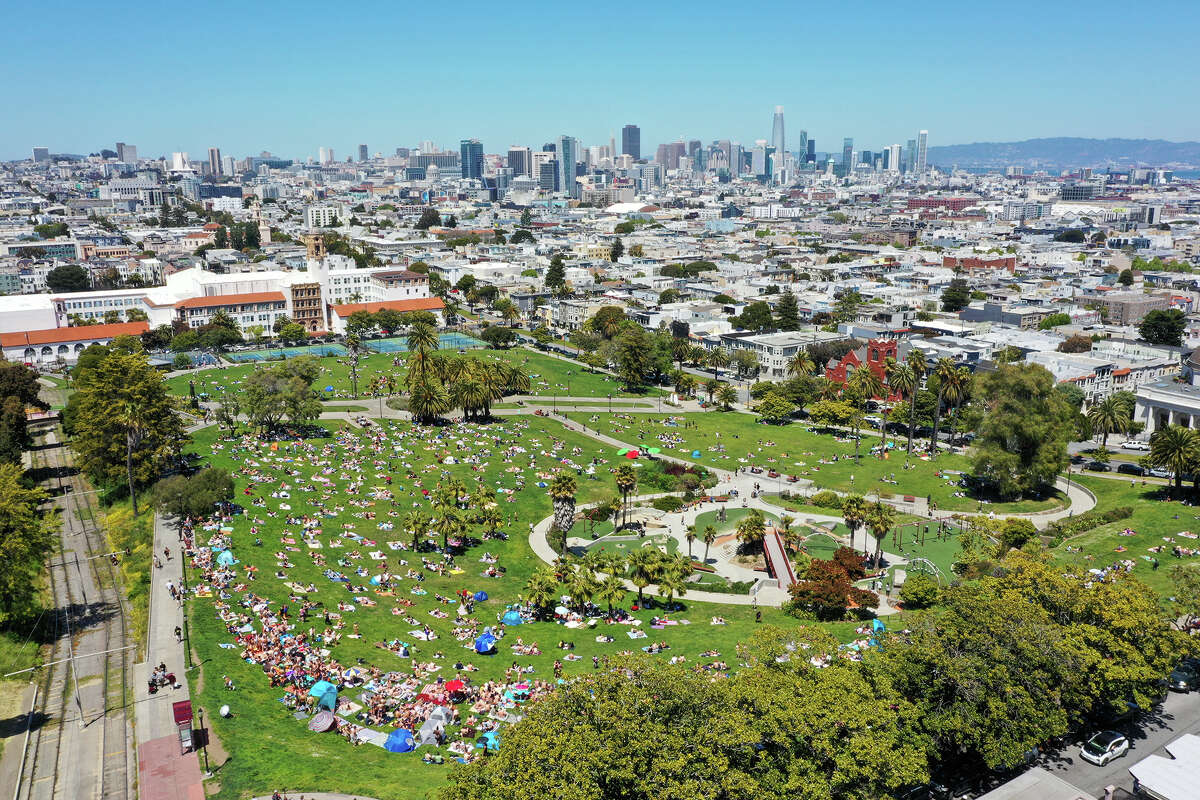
left=330, top=297, right=445, bottom=317
left=0, top=321, right=149, bottom=348
left=176, top=292, right=286, bottom=309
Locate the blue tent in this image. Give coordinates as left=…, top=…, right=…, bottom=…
left=691, top=450, right=702, bottom=458
left=476, top=730, right=500, bottom=752
left=308, top=679, right=337, bottom=711
left=474, top=633, right=497, bottom=654
left=324, top=385, right=335, bottom=392
left=384, top=728, right=415, bottom=753
left=872, top=619, right=886, bottom=633
left=473, top=590, right=488, bottom=602
left=216, top=550, right=237, bottom=566
left=501, top=609, right=523, bottom=626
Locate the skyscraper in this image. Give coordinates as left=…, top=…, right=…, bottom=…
left=797, top=130, right=808, bottom=167
left=806, top=139, right=816, bottom=163
left=887, top=144, right=902, bottom=172
left=208, top=147, right=222, bottom=176
left=507, top=146, right=532, bottom=176
left=116, top=142, right=137, bottom=163
left=916, top=130, right=929, bottom=174
left=841, top=138, right=854, bottom=172
left=460, top=139, right=483, bottom=180
left=557, top=135, right=578, bottom=198
left=621, top=124, right=641, bottom=160
left=32, top=147, right=49, bottom=162
left=358, top=144, right=369, bottom=162
left=771, top=106, right=785, bottom=181
left=318, top=147, right=334, bottom=165
left=905, top=139, right=917, bottom=173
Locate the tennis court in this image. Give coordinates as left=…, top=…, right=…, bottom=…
left=226, top=343, right=348, bottom=362
left=368, top=333, right=484, bottom=353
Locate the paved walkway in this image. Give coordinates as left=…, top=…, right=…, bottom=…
left=249, top=794, right=383, bottom=800
left=134, top=512, right=205, bottom=800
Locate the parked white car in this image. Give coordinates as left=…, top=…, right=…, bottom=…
left=1079, top=731, right=1130, bottom=766
left=1121, top=440, right=1150, bottom=451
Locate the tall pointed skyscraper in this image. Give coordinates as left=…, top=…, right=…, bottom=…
left=771, top=106, right=786, bottom=182
left=916, top=130, right=928, bottom=175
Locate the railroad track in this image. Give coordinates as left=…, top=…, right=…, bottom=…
left=15, top=423, right=132, bottom=800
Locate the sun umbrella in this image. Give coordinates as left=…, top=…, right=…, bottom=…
left=616, top=448, right=630, bottom=455
left=625, top=450, right=639, bottom=459
left=324, top=385, right=335, bottom=392
left=308, top=711, right=337, bottom=732
left=445, top=679, right=465, bottom=692
left=647, top=447, right=661, bottom=454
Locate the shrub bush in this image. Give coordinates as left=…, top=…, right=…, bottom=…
left=651, top=496, right=684, bottom=513
left=808, top=490, right=843, bottom=510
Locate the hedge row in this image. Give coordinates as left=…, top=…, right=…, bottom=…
left=1046, top=505, right=1133, bottom=542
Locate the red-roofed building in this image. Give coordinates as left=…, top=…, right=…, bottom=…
left=176, top=292, right=287, bottom=333
left=0, top=321, right=149, bottom=365
left=328, top=297, right=445, bottom=334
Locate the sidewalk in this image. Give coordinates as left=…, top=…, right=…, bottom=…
left=134, top=512, right=205, bottom=800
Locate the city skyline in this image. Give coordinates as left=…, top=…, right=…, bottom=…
left=4, top=0, right=1199, bottom=160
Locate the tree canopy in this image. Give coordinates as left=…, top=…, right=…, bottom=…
left=1139, top=308, right=1185, bottom=346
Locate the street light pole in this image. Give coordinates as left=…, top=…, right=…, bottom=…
left=197, top=705, right=212, bottom=776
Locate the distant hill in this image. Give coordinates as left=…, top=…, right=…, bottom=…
left=927, top=138, right=1200, bottom=170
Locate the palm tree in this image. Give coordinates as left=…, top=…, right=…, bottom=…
left=702, top=525, right=718, bottom=563
left=688, top=344, right=708, bottom=368
left=776, top=514, right=798, bottom=551
left=614, top=464, right=638, bottom=528
left=1087, top=395, right=1132, bottom=447
left=345, top=333, right=364, bottom=398
left=524, top=567, right=558, bottom=617
left=865, top=500, right=896, bottom=570
left=567, top=566, right=599, bottom=610
left=479, top=505, right=501, bottom=536
left=708, top=347, right=730, bottom=378
left=548, top=473, right=578, bottom=543
left=735, top=509, right=767, bottom=553
left=704, top=378, right=720, bottom=403
left=597, top=572, right=627, bottom=616
left=403, top=510, right=430, bottom=550
left=671, top=338, right=692, bottom=370
left=887, top=361, right=918, bottom=455
left=841, top=493, right=867, bottom=553
left=503, top=362, right=531, bottom=395
left=627, top=548, right=660, bottom=605
left=407, top=375, right=451, bottom=424
left=1149, top=425, right=1200, bottom=498
left=847, top=368, right=884, bottom=462
left=929, top=358, right=958, bottom=458
left=788, top=350, right=815, bottom=379
left=657, top=554, right=690, bottom=609
left=940, top=367, right=970, bottom=452
left=684, top=525, right=697, bottom=559
left=716, top=384, right=737, bottom=410
left=676, top=373, right=697, bottom=398
left=452, top=376, right=488, bottom=420
left=406, top=321, right=439, bottom=357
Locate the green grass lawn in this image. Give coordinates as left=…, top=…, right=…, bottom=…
left=567, top=411, right=1063, bottom=514
left=168, top=347, right=659, bottom=404
left=183, top=416, right=861, bottom=799
left=1050, top=475, right=1200, bottom=599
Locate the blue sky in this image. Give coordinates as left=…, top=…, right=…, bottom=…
left=5, top=0, right=1197, bottom=161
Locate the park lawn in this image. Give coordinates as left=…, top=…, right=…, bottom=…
left=1050, top=475, right=1200, bottom=600
left=566, top=411, right=1064, bottom=514
left=167, top=348, right=659, bottom=405
left=183, top=416, right=860, bottom=799
left=693, top=507, right=780, bottom=537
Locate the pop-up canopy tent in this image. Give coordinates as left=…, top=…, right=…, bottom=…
left=474, top=632, right=497, bottom=654
left=308, top=679, right=338, bottom=711
left=216, top=550, right=237, bottom=567
left=384, top=728, right=415, bottom=753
